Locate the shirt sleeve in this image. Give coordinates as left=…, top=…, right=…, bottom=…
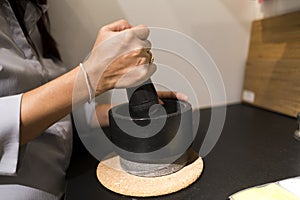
left=0, top=94, right=22, bottom=175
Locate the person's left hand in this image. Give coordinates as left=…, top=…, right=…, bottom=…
left=90, top=91, right=188, bottom=127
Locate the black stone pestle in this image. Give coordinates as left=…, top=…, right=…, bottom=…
left=126, top=79, right=159, bottom=119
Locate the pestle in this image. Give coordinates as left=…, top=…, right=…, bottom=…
left=126, top=79, right=159, bottom=120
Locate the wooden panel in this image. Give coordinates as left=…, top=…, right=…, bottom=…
left=242, top=11, right=300, bottom=117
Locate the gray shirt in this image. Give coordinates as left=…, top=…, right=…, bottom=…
left=0, top=1, right=72, bottom=199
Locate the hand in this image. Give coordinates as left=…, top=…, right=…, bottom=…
left=157, top=91, right=188, bottom=104
left=20, top=20, right=156, bottom=144
left=90, top=91, right=188, bottom=127
left=83, top=19, right=156, bottom=96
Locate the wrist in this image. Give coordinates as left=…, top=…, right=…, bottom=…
left=79, top=63, right=94, bottom=103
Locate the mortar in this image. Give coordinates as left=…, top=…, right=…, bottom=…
left=108, top=80, right=193, bottom=177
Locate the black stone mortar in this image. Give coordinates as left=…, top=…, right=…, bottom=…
left=108, top=98, right=193, bottom=177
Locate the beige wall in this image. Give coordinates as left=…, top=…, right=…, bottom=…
left=48, top=0, right=300, bottom=108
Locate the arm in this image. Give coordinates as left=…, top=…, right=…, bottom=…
left=20, top=19, right=156, bottom=145
left=20, top=66, right=79, bottom=145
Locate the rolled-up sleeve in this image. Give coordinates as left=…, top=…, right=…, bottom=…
left=0, top=94, right=22, bottom=175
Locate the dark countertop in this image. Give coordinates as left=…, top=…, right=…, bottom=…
left=65, top=103, right=300, bottom=200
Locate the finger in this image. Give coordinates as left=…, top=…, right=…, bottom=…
left=157, top=91, right=189, bottom=102
left=90, top=104, right=113, bottom=128
left=147, top=50, right=152, bottom=64
left=115, top=37, right=151, bottom=58
left=131, top=25, right=150, bottom=40
left=114, top=63, right=157, bottom=89
left=129, top=63, right=157, bottom=87
left=158, top=98, right=164, bottom=105
left=135, top=49, right=152, bottom=65
left=145, top=63, right=157, bottom=79
left=175, top=92, right=189, bottom=102
left=95, top=104, right=113, bottom=127
left=157, top=91, right=177, bottom=99
left=144, top=40, right=152, bottom=51
left=132, top=63, right=157, bottom=85
left=104, top=19, right=132, bottom=32
left=130, top=39, right=151, bottom=52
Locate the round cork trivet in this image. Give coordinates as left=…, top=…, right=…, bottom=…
left=96, top=150, right=203, bottom=197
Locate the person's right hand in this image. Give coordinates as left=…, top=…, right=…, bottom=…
left=19, top=20, right=156, bottom=144
left=83, top=19, right=156, bottom=96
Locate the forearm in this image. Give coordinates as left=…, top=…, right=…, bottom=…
left=20, top=66, right=85, bottom=145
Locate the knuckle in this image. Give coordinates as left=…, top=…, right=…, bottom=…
left=139, top=24, right=148, bottom=31
left=147, top=40, right=152, bottom=49
left=124, top=30, right=135, bottom=40
left=119, top=19, right=128, bottom=24
left=138, top=25, right=150, bottom=38
left=99, top=24, right=107, bottom=32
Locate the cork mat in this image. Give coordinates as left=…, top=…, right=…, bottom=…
left=96, top=150, right=203, bottom=197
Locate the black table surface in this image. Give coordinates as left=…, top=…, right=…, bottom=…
left=65, top=103, right=300, bottom=200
